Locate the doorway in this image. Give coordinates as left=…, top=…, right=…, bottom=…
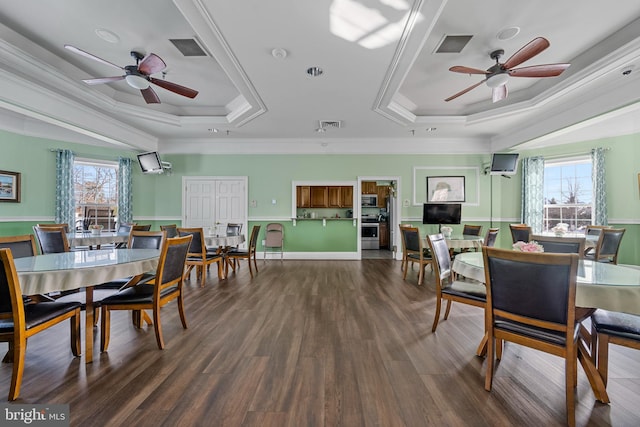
left=358, top=176, right=401, bottom=260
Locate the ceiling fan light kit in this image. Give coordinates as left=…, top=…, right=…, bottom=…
left=125, top=74, right=150, bottom=89
left=486, top=73, right=508, bottom=88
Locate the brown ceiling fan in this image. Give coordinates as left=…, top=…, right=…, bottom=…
left=64, top=45, right=198, bottom=104
left=445, top=37, right=570, bottom=103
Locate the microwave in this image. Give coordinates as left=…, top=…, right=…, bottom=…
left=361, top=195, right=378, bottom=207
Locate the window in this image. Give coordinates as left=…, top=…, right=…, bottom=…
left=543, top=157, right=592, bottom=234
left=74, top=159, right=118, bottom=231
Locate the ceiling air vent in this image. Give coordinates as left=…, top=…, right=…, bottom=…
left=435, top=35, right=473, bottom=53
left=319, top=120, right=342, bottom=129
left=169, top=38, right=207, bottom=57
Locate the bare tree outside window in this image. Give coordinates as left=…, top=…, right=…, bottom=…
left=74, top=161, right=118, bottom=231
left=543, top=159, right=592, bottom=233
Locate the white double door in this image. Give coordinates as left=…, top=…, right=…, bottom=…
left=182, top=176, right=247, bottom=240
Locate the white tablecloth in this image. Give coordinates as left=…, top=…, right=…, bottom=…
left=205, top=234, right=245, bottom=248
left=67, top=231, right=130, bottom=248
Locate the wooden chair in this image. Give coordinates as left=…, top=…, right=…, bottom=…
left=178, top=227, right=224, bottom=287
left=462, top=224, right=483, bottom=236
left=427, top=233, right=486, bottom=334
left=0, top=235, right=38, bottom=259
left=584, top=225, right=611, bottom=256
left=584, top=228, right=625, bottom=264
left=590, top=310, right=640, bottom=387
left=483, top=247, right=580, bottom=427
left=509, top=223, right=532, bottom=243
left=32, top=225, right=70, bottom=254
left=0, top=248, right=81, bottom=400
left=398, top=224, right=413, bottom=272
left=99, top=234, right=193, bottom=351
left=483, top=227, right=500, bottom=247
left=36, top=223, right=70, bottom=232
left=226, top=225, right=261, bottom=278
left=160, top=224, right=178, bottom=238
left=399, top=226, right=432, bottom=285
left=530, top=235, right=585, bottom=257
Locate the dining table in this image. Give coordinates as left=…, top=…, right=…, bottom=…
left=14, top=248, right=160, bottom=363
left=205, top=234, right=246, bottom=277
left=66, top=231, right=130, bottom=249
left=452, top=251, right=640, bottom=403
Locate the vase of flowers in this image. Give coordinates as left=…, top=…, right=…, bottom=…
left=89, top=224, right=103, bottom=235
left=512, top=241, right=544, bottom=253
left=551, top=223, right=569, bottom=237
left=441, top=226, right=453, bottom=238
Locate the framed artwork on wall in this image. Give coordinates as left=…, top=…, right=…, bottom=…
left=0, top=170, right=21, bottom=203
left=427, top=176, right=465, bottom=202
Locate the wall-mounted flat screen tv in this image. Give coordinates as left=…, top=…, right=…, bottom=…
left=137, top=151, right=164, bottom=174
left=490, top=153, right=519, bottom=175
left=423, top=203, right=462, bottom=225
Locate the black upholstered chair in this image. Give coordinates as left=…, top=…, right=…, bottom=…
left=400, top=226, right=432, bottom=285
left=226, top=223, right=242, bottom=236
left=178, top=227, right=224, bottom=286
left=530, top=235, right=585, bottom=256
left=483, top=227, right=500, bottom=247
left=462, top=224, right=483, bottom=236
left=590, top=310, right=640, bottom=387
left=160, top=224, right=178, bottom=238
left=99, top=234, right=193, bottom=351
left=0, top=249, right=81, bottom=400
left=0, top=235, right=38, bottom=259
left=427, top=233, right=485, bottom=333
left=509, top=224, right=532, bottom=243
left=32, top=225, right=70, bottom=254
left=483, top=247, right=580, bottom=427
left=226, top=225, right=261, bottom=278
left=584, top=228, right=625, bottom=264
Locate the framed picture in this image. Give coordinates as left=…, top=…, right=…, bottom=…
left=427, top=176, right=465, bottom=202
left=0, top=170, right=21, bottom=203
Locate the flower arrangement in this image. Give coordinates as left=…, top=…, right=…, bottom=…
left=88, top=224, right=103, bottom=235
left=512, top=241, right=544, bottom=253
left=440, top=226, right=453, bottom=237
left=551, top=223, right=569, bottom=236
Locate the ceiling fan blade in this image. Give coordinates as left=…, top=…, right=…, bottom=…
left=509, top=63, right=570, bottom=77
left=149, top=77, right=199, bottom=99
left=82, top=76, right=125, bottom=85
left=64, top=44, right=124, bottom=71
left=444, top=79, right=487, bottom=102
left=138, top=53, right=166, bottom=75
left=140, top=87, right=161, bottom=104
left=449, top=66, right=489, bottom=75
left=492, top=85, right=508, bottom=103
left=502, top=37, right=550, bottom=70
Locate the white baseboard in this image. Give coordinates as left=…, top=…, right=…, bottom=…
left=263, top=252, right=360, bottom=260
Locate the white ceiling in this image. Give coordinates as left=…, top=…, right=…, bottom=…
left=1, top=0, right=640, bottom=155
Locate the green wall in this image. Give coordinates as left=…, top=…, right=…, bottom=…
left=0, top=129, right=637, bottom=264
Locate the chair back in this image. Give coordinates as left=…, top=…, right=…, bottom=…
left=33, top=226, right=70, bottom=254
left=160, top=224, right=178, bottom=238
left=265, top=223, right=283, bottom=247
left=462, top=224, right=483, bottom=236
left=483, top=247, right=578, bottom=330
left=117, top=223, right=136, bottom=234
left=509, top=224, right=532, bottom=243
left=177, top=227, right=206, bottom=258
left=530, top=235, right=585, bottom=256
left=226, top=223, right=243, bottom=236
left=247, top=225, right=261, bottom=253
left=400, top=226, right=423, bottom=258
left=426, top=234, right=452, bottom=283
left=0, top=235, right=37, bottom=258
left=155, top=235, right=192, bottom=295
left=128, top=230, right=165, bottom=250
left=484, top=228, right=500, bottom=248
left=131, top=224, right=152, bottom=232
left=36, top=223, right=69, bottom=232
left=0, top=249, right=25, bottom=329
left=594, top=228, right=626, bottom=264
left=586, top=225, right=611, bottom=236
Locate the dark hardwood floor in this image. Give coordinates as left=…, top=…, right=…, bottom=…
left=2, top=259, right=640, bottom=426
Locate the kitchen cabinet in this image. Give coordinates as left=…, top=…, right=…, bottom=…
left=340, top=186, right=353, bottom=207
left=377, top=185, right=390, bottom=207
left=310, top=186, right=328, bottom=208
left=362, top=181, right=377, bottom=194
left=379, top=222, right=389, bottom=249
left=328, top=186, right=341, bottom=208
left=296, top=186, right=310, bottom=208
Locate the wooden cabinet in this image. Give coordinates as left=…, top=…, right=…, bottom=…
left=340, top=186, right=353, bottom=207
left=379, top=222, right=389, bottom=248
left=377, top=185, right=390, bottom=207
left=310, top=186, right=328, bottom=208
left=362, top=181, right=377, bottom=194
left=328, top=186, right=341, bottom=208
left=296, top=186, right=310, bottom=208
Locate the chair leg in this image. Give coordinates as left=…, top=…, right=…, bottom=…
left=153, top=307, right=164, bottom=350
left=596, top=333, right=610, bottom=387
left=247, top=256, right=254, bottom=278
left=100, top=307, right=110, bottom=352
left=402, top=261, right=409, bottom=279
left=485, top=336, right=494, bottom=392
left=8, top=335, right=26, bottom=400
left=565, top=350, right=577, bottom=427
left=178, top=293, right=188, bottom=329
left=432, top=297, right=442, bottom=332
left=253, top=252, right=258, bottom=274
left=443, top=300, right=452, bottom=320
left=417, top=264, right=425, bottom=285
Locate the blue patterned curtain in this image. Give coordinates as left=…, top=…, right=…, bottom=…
left=117, top=157, right=133, bottom=225
left=521, top=156, right=545, bottom=233
left=55, top=149, right=75, bottom=227
left=591, top=148, right=608, bottom=225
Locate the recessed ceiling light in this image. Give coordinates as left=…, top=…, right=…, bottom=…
left=426, top=127, right=437, bottom=132
left=306, top=67, right=323, bottom=77
left=208, top=128, right=219, bottom=133
left=95, top=28, right=120, bottom=44
left=497, top=27, right=520, bottom=41
left=272, top=48, right=287, bottom=59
